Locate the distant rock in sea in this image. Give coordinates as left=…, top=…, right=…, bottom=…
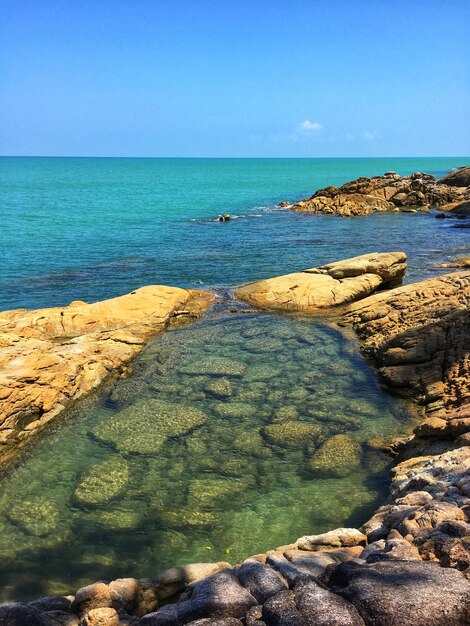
left=287, top=169, right=470, bottom=216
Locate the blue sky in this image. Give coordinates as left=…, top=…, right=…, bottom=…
left=1, top=0, right=469, bottom=157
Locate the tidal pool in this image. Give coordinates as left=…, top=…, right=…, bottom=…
left=0, top=310, right=417, bottom=601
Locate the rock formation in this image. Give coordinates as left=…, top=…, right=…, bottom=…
left=289, top=170, right=470, bottom=216
left=342, top=271, right=470, bottom=413
left=235, top=252, right=407, bottom=312
left=437, top=166, right=470, bottom=187
left=0, top=286, right=212, bottom=465
left=1, top=256, right=469, bottom=625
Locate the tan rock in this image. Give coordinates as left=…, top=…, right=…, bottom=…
left=71, top=583, right=113, bottom=615
left=0, top=286, right=212, bottom=465
left=343, top=271, right=470, bottom=411
left=80, top=607, right=119, bottom=626
left=290, top=170, right=469, bottom=216
left=235, top=252, right=406, bottom=313
left=296, top=528, right=367, bottom=551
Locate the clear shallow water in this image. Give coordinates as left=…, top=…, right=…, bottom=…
left=0, top=308, right=417, bottom=601
left=0, top=156, right=468, bottom=310
left=0, top=156, right=465, bottom=601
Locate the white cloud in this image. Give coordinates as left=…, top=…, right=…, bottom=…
left=299, top=120, right=323, bottom=132
left=364, top=131, right=376, bottom=140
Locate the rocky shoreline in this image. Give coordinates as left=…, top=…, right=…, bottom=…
left=0, top=253, right=469, bottom=624
left=286, top=165, right=470, bottom=217
left=0, top=286, right=213, bottom=467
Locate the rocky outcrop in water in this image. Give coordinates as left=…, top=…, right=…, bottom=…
left=235, top=252, right=406, bottom=312
left=0, top=286, right=212, bottom=466
left=289, top=169, right=470, bottom=216
left=438, top=166, right=470, bottom=187
left=1, top=258, right=469, bottom=625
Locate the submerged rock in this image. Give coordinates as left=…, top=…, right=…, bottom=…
left=204, top=377, right=234, bottom=398
left=214, top=402, right=257, bottom=420
left=7, top=496, right=60, bottom=537
left=271, top=406, right=300, bottom=423
left=84, top=504, right=144, bottom=531
left=262, top=422, right=323, bottom=448
left=179, top=357, right=246, bottom=377
left=307, top=434, right=362, bottom=477
left=158, top=508, right=218, bottom=530
left=187, top=477, right=253, bottom=510
left=91, top=399, right=207, bottom=455
left=73, top=455, right=129, bottom=507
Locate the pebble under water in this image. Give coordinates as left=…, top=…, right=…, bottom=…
left=0, top=308, right=418, bottom=601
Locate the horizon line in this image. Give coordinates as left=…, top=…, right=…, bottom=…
left=0, top=155, right=468, bottom=160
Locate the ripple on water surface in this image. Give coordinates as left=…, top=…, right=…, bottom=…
left=0, top=312, right=418, bottom=601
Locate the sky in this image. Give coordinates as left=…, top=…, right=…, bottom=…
left=1, top=0, right=469, bottom=157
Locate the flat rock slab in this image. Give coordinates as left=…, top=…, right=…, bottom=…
left=91, top=399, right=207, bottom=455
left=235, top=252, right=406, bottom=313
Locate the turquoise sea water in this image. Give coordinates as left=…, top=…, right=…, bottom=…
left=0, top=156, right=468, bottom=600
left=0, top=156, right=468, bottom=310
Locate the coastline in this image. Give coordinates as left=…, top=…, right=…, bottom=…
left=0, top=169, right=469, bottom=625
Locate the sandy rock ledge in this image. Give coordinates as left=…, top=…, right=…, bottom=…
left=0, top=285, right=212, bottom=465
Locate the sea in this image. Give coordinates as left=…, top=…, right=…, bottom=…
left=1, top=156, right=468, bottom=311
left=0, top=156, right=468, bottom=601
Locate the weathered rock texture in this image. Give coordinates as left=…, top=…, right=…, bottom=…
left=343, top=271, right=470, bottom=412
left=0, top=286, right=212, bottom=465
left=5, top=535, right=470, bottom=625
left=438, top=166, right=470, bottom=187
left=235, top=252, right=406, bottom=312
left=1, top=261, right=469, bottom=625
left=289, top=170, right=470, bottom=216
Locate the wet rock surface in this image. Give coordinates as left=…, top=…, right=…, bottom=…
left=289, top=169, right=470, bottom=216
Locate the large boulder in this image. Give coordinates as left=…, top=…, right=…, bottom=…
left=294, top=579, right=365, bottom=625
left=329, top=560, right=470, bottom=626
left=0, top=603, right=52, bottom=626
left=343, top=271, right=470, bottom=411
left=141, top=570, right=257, bottom=624
left=235, top=253, right=406, bottom=313
left=437, top=166, right=470, bottom=187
